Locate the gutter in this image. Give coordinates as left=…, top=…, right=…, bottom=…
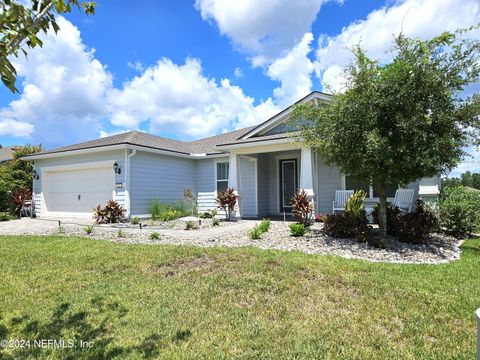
left=22, top=143, right=230, bottom=161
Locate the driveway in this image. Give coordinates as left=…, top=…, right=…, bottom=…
left=0, top=217, right=94, bottom=235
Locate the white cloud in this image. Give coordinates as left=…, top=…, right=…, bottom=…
left=127, top=61, right=145, bottom=72
left=267, top=32, right=314, bottom=106
left=194, top=0, right=331, bottom=66
left=450, top=147, right=480, bottom=177
left=0, top=17, right=282, bottom=148
left=107, top=58, right=279, bottom=138
left=0, top=118, right=34, bottom=137
left=316, top=0, right=480, bottom=92
left=99, top=129, right=129, bottom=138
left=233, top=67, right=243, bottom=78
left=0, top=17, right=112, bottom=147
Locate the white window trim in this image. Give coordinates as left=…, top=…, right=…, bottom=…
left=214, top=159, right=229, bottom=194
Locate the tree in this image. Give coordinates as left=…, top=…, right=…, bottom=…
left=292, top=27, right=480, bottom=238
left=444, top=171, right=480, bottom=190
left=0, top=0, right=96, bottom=92
left=0, top=144, right=42, bottom=212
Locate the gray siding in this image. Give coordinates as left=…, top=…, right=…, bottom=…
left=315, top=156, right=343, bottom=214
left=34, top=150, right=126, bottom=216
left=130, top=151, right=195, bottom=216
left=195, top=159, right=215, bottom=193
left=267, top=154, right=278, bottom=213
left=195, top=158, right=217, bottom=212
left=257, top=154, right=270, bottom=216
left=239, top=156, right=257, bottom=217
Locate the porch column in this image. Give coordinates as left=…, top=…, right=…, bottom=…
left=228, top=153, right=241, bottom=218
left=300, top=147, right=315, bottom=219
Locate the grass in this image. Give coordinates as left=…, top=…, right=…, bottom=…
left=0, top=236, right=479, bottom=359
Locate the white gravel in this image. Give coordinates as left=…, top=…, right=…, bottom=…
left=0, top=218, right=462, bottom=264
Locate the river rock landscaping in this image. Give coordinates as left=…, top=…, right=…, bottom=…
left=1, top=218, right=461, bottom=264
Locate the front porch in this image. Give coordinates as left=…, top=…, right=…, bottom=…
left=227, top=146, right=317, bottom=218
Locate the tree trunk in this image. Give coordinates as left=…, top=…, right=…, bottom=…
left=377, top=184, right=388, bottom=239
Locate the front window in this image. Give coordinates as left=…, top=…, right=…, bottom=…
left=345, top=175, right=398, bottom=198
left=216, top=162, right=229, bottom=192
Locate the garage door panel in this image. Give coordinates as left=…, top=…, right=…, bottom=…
left=44, top=167, right=114, bottom=214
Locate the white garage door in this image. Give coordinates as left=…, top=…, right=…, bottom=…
left=44, top=166, right=114, bottom=215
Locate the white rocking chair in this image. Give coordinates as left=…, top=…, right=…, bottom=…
left=392, top=189, right=415, bottom=212
left=332, top=190, right=354, bottom=213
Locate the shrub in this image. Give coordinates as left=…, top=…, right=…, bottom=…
left=84, top=225, right=94, bottom=235
left=248, top=218, right=271, bottom=240
left=212, top=218, right=220, bottom=227
left=290, top=190, right=314, bottom=225
left=258, top=218, right=270, bottom=233
left=0, top=214, right=15, bottom=221
left=131, top=216, right=140, bottom=225
left=439, top=186, right=480, bottom=238
left=149, top=232, right=160, bottom=240
left=315, top=213, right=328, bottom=223
left=345, top=190, right=367, bottom=219
left=12, top=187, right=32, bottom=218
left=323, top=212, right=371, bottom=242
left=372, top=204, right=403, bottom=236
left=323, top=213, right=350, bottom=238
left=149, top=200, right=188, bottom=221
left=289, top=223, right=307, bottom=237
left=117, top=229, right=125, bottom=238
left=216, top=188, right=239, bottom=221
left=200, top=209, right=218, bottom=219
left=93, top=200, right=126, bottom=224
left=397, top=200, right=439, bottom=243
left=199, top=212, right=212, bottom=219
left=249, top=226, right=262, bottom=240
left=185, top=221, right=199, bottom=230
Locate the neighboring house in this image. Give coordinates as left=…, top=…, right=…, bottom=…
left=22, top=92, right=440, bottom=219
left=0, top=146, right=17, bottom=165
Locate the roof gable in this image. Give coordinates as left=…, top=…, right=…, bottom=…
left=238, top=91, right=331, bottom=140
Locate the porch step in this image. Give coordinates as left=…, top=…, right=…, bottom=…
left=197, top=192, right=216, bottom=213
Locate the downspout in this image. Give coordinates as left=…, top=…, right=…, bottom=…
left=125, top=148, right=136, bottom=218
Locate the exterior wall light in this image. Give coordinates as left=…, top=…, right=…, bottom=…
left=113, top=161, right=121, bottom=174
left=33, top=169, right=39, bottom=180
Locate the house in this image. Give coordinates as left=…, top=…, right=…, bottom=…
left=0, top=146, right=18, bottom=165
left=22, top=91, right=440, bottom=219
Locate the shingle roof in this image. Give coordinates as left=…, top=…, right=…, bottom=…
left=25, top=126, right=258, bottom=158
left=188, top=126, right=256, bottom=153
left=0, top=146, right=16, bottom=162
left=24, top=90, right=328, bottom=159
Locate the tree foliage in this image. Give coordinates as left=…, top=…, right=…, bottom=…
left=0, top=144, right=42, bottom=212
left=0, top=0, right=96, bottom=92
left=292, top=27, right=480, bottom=238
left=443, top=171, right=480, bottom=190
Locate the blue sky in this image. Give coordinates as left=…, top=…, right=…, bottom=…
left=0, top=0, right=479, bottom=175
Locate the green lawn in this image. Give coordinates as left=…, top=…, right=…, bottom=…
left=0, top=236, right=479, bottom=359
